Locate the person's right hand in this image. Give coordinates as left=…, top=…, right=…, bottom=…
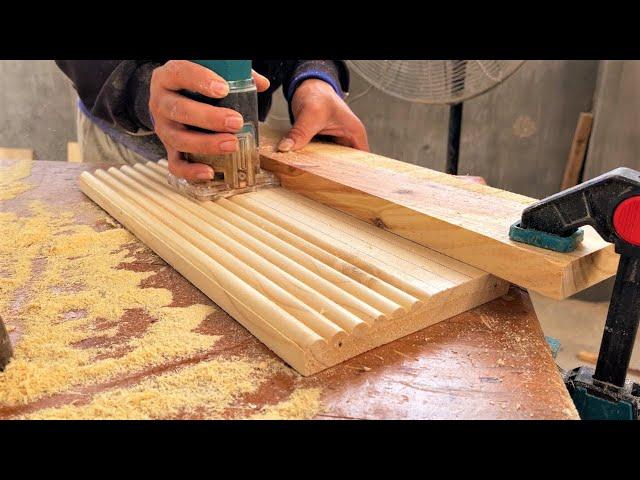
left=149, top=60, right=269, bottom=181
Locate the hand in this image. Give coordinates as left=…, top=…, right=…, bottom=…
left=457, top=175, right=487, bottom=185
left=277, top=79, right=369, bottom=152
left=149, top=60, right=270, bottom=181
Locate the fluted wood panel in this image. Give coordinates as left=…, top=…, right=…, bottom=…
left=80, top=162, right=509, bottom=375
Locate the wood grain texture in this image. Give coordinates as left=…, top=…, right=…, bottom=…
left=80, top=162, right=509, bottom=375
left=561, top=112, right=593, bottom=190
left=258, top=128, right=618, bottom=300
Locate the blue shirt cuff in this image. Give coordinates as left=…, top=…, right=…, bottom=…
left=286, top=69, right=345, bottom=103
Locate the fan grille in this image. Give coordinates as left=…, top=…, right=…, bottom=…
left=346, top=60, right=525, bottom=105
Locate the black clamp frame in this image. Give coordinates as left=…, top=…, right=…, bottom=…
left=518, top=167, right=640, bottom=418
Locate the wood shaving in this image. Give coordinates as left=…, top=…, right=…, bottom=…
left=27, top=358, right=276, bottom=420
left=251, top=388, right=322, bottom=420
left=0, top=159, right=32, bottom=201
left=0, top=201, right=218, bottom=405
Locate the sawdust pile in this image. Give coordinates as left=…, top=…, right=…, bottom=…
left=0, top=201, right=218, bottom=405
left=0, top=198, right=323, bottom=419
left=251, top=387, right=322, bottom=420
left=28, top=358, right=272, bottom=420
left=0, top=159, right=32, bottom=201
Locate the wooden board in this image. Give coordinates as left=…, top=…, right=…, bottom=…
left=561, top=112, right=593, bottom=190
left=0, top=147, right=33, bottom=161
left=67, top=141, right=83, bottom=163
left=79, top=162, right=509, bottom=376
left=258, top=128, right=618, bottom=300
left=0, top=160, right=578, bottom=419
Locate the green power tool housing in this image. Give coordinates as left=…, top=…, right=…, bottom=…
left=167, top=60, right=278, bottom=200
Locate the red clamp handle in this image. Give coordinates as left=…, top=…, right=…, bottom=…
left=613, top=195, right=640, bottom=247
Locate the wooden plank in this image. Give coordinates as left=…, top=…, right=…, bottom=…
left=258, top=128, right=618, bottom=300
left=561, top=112, right=593, bottom=190
left=67, top=142, right=83, bottom=163
left=0, top=147, right=33, bottom=161
left=79, top=162, right=508, bottom=376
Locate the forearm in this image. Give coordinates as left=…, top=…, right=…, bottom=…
left=56, top=60, right=164, bottom=133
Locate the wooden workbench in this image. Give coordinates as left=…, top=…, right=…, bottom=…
left=0, top=160, right=579, bottom=419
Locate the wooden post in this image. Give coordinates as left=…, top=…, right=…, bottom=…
left=561, top=112, right=594, bottom=190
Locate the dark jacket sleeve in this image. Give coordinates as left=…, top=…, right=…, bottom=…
left=282, top=60, right=349, bottom=102
left=55, top=60, right=164, bottom=133
left=57, top=60, right=349, bottom=129
left=277, top=60, right=350, bottom=124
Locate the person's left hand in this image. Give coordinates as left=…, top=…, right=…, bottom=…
left=458, top=175, right=487, bottom=185
left=277, top=79, right=369, bottom=152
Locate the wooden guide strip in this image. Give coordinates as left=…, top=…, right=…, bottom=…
left=80, top=164, right=509, bottom=375
left=257, top=128, right=618, bottom=300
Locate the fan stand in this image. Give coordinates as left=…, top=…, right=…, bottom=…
left=445, top=60, right=467, bottom=175
left=446, top=102, right=463, bottom=175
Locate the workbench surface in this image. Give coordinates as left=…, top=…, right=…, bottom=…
left=0, top=160, right=579, bottom=419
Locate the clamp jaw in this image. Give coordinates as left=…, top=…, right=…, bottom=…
left=511, top=167, right=640, bottom=420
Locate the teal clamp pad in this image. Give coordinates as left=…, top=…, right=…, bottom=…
left=545, top=336, right=561, bottom=359
left=509, top=221, right=584, bottom=253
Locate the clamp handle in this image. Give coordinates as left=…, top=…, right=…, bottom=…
left=520, top=167, right=640, bottom=248
left=520, top=167, right=640, bottom=389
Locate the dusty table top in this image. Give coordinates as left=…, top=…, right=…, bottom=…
left=0, top=159, right=578, bottom=419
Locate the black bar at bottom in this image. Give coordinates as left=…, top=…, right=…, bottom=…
left=594, top=255, right=640, bottom=387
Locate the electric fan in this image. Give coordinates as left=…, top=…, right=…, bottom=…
left=346, top=60, right=525, bottom=174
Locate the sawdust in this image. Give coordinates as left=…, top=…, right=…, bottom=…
left=0, top=159, right=32, bottom=201
left=0, top=201, right=217, bottom=405
left=251, top=387, right=322, bottom=420
left=0, top=200, right=323, bottom=419
left=27, top=358, right=277, bottom=420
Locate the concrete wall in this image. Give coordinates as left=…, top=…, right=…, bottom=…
left=584, top=60, right=640, bottom=180
left=460, top=60, right=599, bottom=198
left=0, top=60, right=76, bottom=161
